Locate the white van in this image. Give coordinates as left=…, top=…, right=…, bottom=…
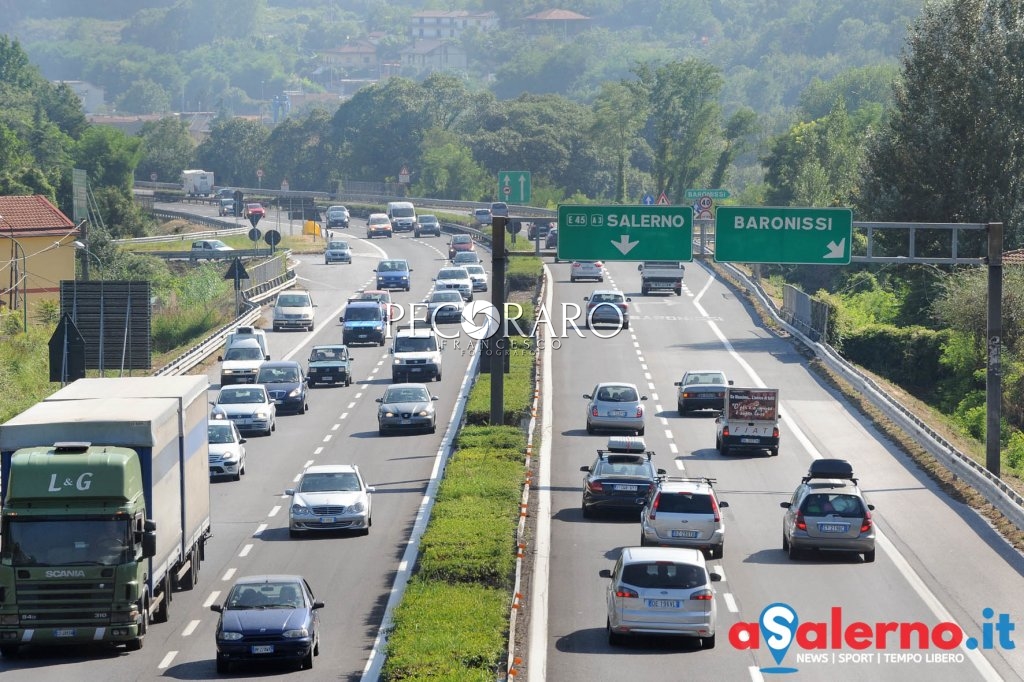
left=386, top=201, right=417, bottom=233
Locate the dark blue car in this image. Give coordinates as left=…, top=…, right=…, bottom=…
left=212, top=574, right=324, bottom=673
left=375, top=258, right=412, bottom=291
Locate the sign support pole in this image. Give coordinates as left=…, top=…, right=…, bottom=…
left=490, top=216, right=507, bottom=425
left=986, top=222, right=1003, bottom=476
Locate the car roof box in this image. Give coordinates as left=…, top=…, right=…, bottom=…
left=605, top=436, right=646, bottom=453
left=236, top=326, right=256, bottom=335
left=804, top=458, right=855, bottom=482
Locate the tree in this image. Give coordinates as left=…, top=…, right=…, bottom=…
left=709, top=107, right=760, bottom=190
left=635, top=59, right=724, bottom=203
left=73, top=126, right=143, bottom=192
left=195, top=118, right=269, bottom=188
left=590, top=81, right=649, bottom=203
left=263, top=108, right=335, bottom=192
left=136, top=117, right=195, bottom=184
left=859, top=0, right=1024, bottom=248
left=115, top=79, right=173, bottom=115
left=412, top=128, right=490, bottom=200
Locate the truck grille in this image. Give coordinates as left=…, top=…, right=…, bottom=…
left=14, top=578, right=116, bottom=625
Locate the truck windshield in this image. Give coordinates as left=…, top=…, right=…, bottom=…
left=224, top=347, right=263, bottom=361
left=392, top=207, right=415, bottom=218
left=2, top=519, right=130, bottom=567
left=345, top=307, right=380, bottom=321
left=394, top=337, right=437, bottom=353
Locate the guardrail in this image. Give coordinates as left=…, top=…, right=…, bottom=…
left=725, top=265, right=1024, bottom=533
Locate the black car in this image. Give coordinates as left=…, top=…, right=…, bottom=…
left=546, top=227, right=558, bottom=248
left=416, top=214, right=442, bottom=237
left=325, top=205, right=350, bottom=228
left=212, top=574, right=324, bottom=673
left=255, top=361, right=309, bottom=414
left=527, top=221, right=552, bottom=240
left=307, top=344, right=352, bottom=387
left=580, top=437, right=665, bottom=518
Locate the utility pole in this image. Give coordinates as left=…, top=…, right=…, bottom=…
left=489, top=216, right=507, bottom=425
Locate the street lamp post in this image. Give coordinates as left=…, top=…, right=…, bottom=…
left=0, top=216, right=28, bottom=333
left=73, top=240, right=102, bottom=279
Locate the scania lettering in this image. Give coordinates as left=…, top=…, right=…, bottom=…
left=733, top=215, right=834, bottom=231
left=0, top=376, right=211, bottom=656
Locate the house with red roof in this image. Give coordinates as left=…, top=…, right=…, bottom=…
left=0, top=195, right=79, bottom=323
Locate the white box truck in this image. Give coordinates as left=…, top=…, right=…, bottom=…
left=714, top=387, right=780, bottom=456
left=182, top=169, right=215, bottom=196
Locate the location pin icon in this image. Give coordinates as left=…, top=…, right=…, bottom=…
left=759, top=603, right=798, bottom=666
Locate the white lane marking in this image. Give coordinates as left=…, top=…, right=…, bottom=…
left=354, top=392, right=363, bottom=399
left=674, top=458, right=686, bottom=471
left=303, top=459, right=314, bottom=468
left=239, top=544, right=253, bottom=557
left=712, top=564, right=725, bottom=581
left=644, top=372, right=652, bottom=380
left=313, top=447, right=324, bottom=455
left=691, top=265, right=1002, bottom=681
left=181, top=619, right=200, bottom=637
left=724, top=593, right=738, bottom=613
left=659, top=417, right=668, bottom=426
left=157, top=651, right=177, bottom=670
left=332, top=423, right=341, bottom=431
left=340, top=412, right=349, bottom=420
left=651, top=393, right=659, bottom=401
left=641, top=364, right=648, bottom=371
left=648, top=382, right=656, bottom=390
left=323, top=434, right=333, bottom=442
left=348, top=402, right=357, bottom=409
left=663, top=429, right=672, bottom=439
left=221, top=568, right=236, bottom=581
left=668, top=443, right=678, bottom=454
left=203, top=591, right=220, bottom=608
left=253, top=523, right=267, bottom=536
left=268, top=505, right=281, bottom=517
left=655, top=404, right=664, bottom=413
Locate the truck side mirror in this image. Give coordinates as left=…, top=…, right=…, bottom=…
left=142, top=531, right=157, bottom=559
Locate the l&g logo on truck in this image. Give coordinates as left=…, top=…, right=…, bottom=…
left=48, top=472, right=93, bottom=492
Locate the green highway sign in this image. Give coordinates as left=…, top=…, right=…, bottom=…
left=685, top=188, right=730, bottom=200
left=498, top=171, right=531, bottom=203
left=714, top=206, right=852, bottom=264
left=557, top=205, right=693, bottom=261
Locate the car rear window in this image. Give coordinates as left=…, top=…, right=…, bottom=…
left=621, top=562, right=706, bottom=589
left=801, top=493, right=864, bottom=518
left=657, top=492, right=713, bottom=514
left=596, top=459, right=652, bottom=477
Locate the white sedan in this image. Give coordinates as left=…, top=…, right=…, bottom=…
left=213, top=384, right=276, bottom=436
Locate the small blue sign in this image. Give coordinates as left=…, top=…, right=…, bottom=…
left=642, top=193, right=655, bottom=205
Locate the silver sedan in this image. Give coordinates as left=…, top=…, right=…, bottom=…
left=584, top=382, right=648, bottom=436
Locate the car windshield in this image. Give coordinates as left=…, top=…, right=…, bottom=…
left=392, top=207, right=414, bottom=218
left=247, top=204, right=261, bottom=210
left=464, top=265, right=485, bottom=275
left=438, top=269, right=468, bottom=280
left=378, top=261, right=407, bottom=272
left=420, top=215, right=438, bottom=224
left=327, top=208, right=347, bottom=216
left=684, top=372, right=726, bottom=386
left=590, top=293, right=623, bottom=304
left=395, top=337, right=437, bottom=353
left=453, top=235, right=472, bottom=243
left=277, top=294, right=310, bottom=307
left=224, top=346, right=263, bottom=361
left=345, top=307, right=380, bottom=321
left=208, top=423, right=236, bottom=443
left=227, top=582, right=305, bottom=609
left=258, top=366, right=301, bottom=383
left=327, top=241, right=348, bottom=250
left=298, top=471, right=361, bottom=493
left=801, top=493, right=865, bottom=518
left=311, top=347, right=344, bottom=362
left=219, top=389, right=265, bottom=404
left=369, top=216, right=389, bottom=224
left=595, top=385, right=639, bottom=402
left=620, top=562, right=706, bottom=590
left=656, top=492, right=713, bottom=513
left=384, top=387, right=430, bottom=403
left=430, top=292, right=463, bottom=303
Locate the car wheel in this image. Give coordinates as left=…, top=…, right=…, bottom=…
left=436, top=372, right=442, bottom=381
left=788, top=541, right=801, bottom=561
left=570, top=276, right=576, bottom=283
left=378, top=427, right=386, bottom=437
left=864, top=549, right=876, bottom=563
left=782, top=532, right=790, bottom=552
left=678, top=406, right=686, bottom=416
left=607, top=618, right=625, bottom=646
left=586, top=421, right=595, bottom=435
left=582, top=503, right=593, bottom=519
left=770, top=446, right=779, bottom=456
left=636, top=426, right=645, bottom=436
left=719, top=443, right=730, bottom=456
left=701, top=633, right=716, bottom=649
left=430, top=424, right=437, bottom=434
left=346, top=376, right=352, bottom=387
left=289, top=529, right=302, bottom=539
left=642, top=286, right=649, bottom=296
left=232, top=471, right=241, bottom=482
left=639, top=533, right=648, bottom=547
left=216, top=653, right=230, bottom=674
left=301, top=646, right=314, bottom=670
left=623, top=320, right=630, bottom=329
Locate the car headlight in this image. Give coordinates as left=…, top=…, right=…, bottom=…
left=394, top=359, right=403, bottom=365
left=382, top=411, right=395, bottom=418
left=288, top=387, right=302, bottom=397
left=222, top=452, right=238, bottom=462
left=291, top=504, right=312, bottom=516
left=349, top=501, right=366, bottom=513
left=416, top=410, right=430, bottom=417
left=282, top=627, right=309, bottom=638
left=256, top=409, right=271, bottom=418
left=221, top=631, right=243, bottom=641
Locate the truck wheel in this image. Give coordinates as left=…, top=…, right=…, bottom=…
left=0, top=645, right=20, bottom=658
left=675, top=287, right=682, bottom=296
left=126, top=594, right=148, bottom=651
left=642, top=286, right=649, bottom=296
left=153, top=574, right=172, bottom=623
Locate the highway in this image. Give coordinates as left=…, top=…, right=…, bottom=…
left=531, top=258, right=1024, bottom=681
left=0, top=211, right=473, bottom=680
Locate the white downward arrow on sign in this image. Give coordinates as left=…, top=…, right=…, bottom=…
left=824, top=238, right=846, bottom=259
left=611, top=235, right=639, bottom=255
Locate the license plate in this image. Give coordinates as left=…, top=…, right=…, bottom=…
left=615, top=485, right=639, bottom=492
left=409, top=367, right=421, bottom=372
left=670, top=530, right=699, bottom=538
left=646, top=599, right=680, bottom=609
left=400, top=419, right=411, bottom=424
left=251, top=645, right=274, bottom=654
left=322, top=375, right=333, bottom=381
left=819, top=523, right=849, bottom=533
left=54, top=628, right=76, bottom=638
left=320, top=517, right=335, bottom=524
left=609, top=410, right=627, bottom=417
left=741, top=438, right=759, bottom=444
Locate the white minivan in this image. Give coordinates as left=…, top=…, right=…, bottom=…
left=386, top=201, right=417, bottom=233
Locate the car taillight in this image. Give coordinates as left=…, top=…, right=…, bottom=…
left=711, top=496, right=721, bottom=522
left=595, top=261, right=603, bottom=267
left=773, top=426, right=780, bottom=438
left=795, top=511, right=807, bottom=531
left=860, top=510, right=873, bottom=533
left=721, top=426, right=730, bottom=438
left=615, top=587, right=639, bottom=599
left=691, top=589, right=714, bottom=601
left=587, top=480, right=604, bottom=493
left=635, top=405, right=643, bottom=418
left=591, top=406, right=598, bottom=417
left=649, top=493, right=661, bottom=520
left=572, top=262, right=581, bottom=268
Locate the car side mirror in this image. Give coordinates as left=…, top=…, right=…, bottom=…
left=641, top=396, right=648, bottom=401
left=367, top=486, right=376, bottom=493
left=375, top=398, right=383, bottom=403
left=339, top=316, right=345, bottom=322
left=312, top=601, right=325, bottom=610
left=709, top=572, right=722, bottom=582
left=657, top=468, right=666, bottom=475
left=625, top=297, right=632, bottom=302
left=637, top=264, right=643, bottom=271
left=780, top=502, right=791, bottom=509
left=431, top=395, right=439, bottom=401
left=673, top=381, right=681, bottom=386
left=599, top=569, right=613, bottom=579
left=714, top=416, right=722, bottom=423
left=580, top=465, right=591, bottom=472
left=239, top=437, right=247, bottom=444
left=285, top=488, right=295, bottom=496
left=210, top=604, right=223, bottom=613
left=583, top=394, right=592, bottom=399
left=217, top=356, right=223, bottom=361
left=583, top=296, right=590, bottom=301
left=867, top=504, right=875, bottom=511
left=389, top=348, right=394, bottom=354
left=728, top=380, right=734, bottom=385
left=265, top=354, right=270, bottom=361
left=718, top=500, right=729, bottom=508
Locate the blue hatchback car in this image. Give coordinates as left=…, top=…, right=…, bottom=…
left=375, top=259, right=412, bottom=291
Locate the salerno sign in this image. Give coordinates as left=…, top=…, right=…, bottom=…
left=557, top=205, right=693, bottom=261
left=714, top=206, right=853, bottom=264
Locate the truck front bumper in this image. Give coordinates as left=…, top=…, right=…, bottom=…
left=0, top=621, right=140, bottom=648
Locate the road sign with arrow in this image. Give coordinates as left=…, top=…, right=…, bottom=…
left=556, top=205, right=694, bottom=261
left=714, top=206, right=852, bottom=264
